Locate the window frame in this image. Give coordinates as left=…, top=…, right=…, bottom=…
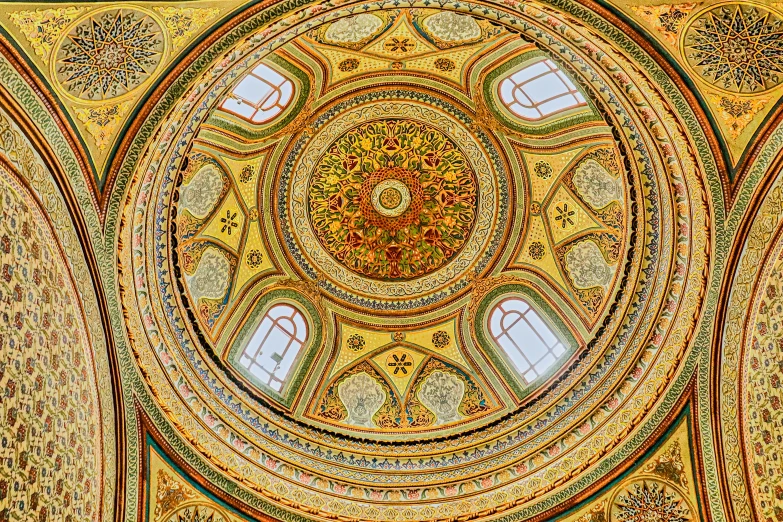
left=496, top=58, right=587, bottom=122
left=235, top=301, right=310, bottom=393
left=219, top=62, right=296, bottom=125
left=486, top=296, right=568, bottom=384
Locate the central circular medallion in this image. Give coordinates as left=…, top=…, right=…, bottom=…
left=307, top=118, right=478, bottom=281
left=372, top=178, right=410, bottom=216
left=281, top=93, right=507, bottom=309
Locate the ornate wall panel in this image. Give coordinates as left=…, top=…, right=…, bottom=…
left=613, top=1, right=783, bottom=170
left=720, top=163, right=783, bottom=522
left=0, top=1, right=239, bottom=189
left=0, top=161, right=103, bottom=519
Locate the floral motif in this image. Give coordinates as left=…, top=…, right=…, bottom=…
left=712, top=94, right=770, bottom=138
left=9, top=7, right=85, bottom=63
left=630, top=4, right=697, bottom=46
left=180, top=164, right=223, bottom=219
left=534, top=161, right=553, bottom=179
left=55, top=8, right=164, bottom=100
left=746, top=249, right=783, bottom=521
left=684, top=4, right=783, bottom=93
left=347, top=333, right=366, bottom=352
left=386, top=351, right=414, bottom=375
left=74, top=101, right=131, bottom=150
left=528, top=241, right=545, bottom=260
left=612, top=481, right=690, bottom=522
left=417, top=371, right=465, bottom=425
left=434, top=58, right=456, bottom=72
left=185, top=247, right=231, bottom=302
left=154, top=7, right=220, bottom=49
left=246, top=250, right=263, bottom=269
left=565, top=240, right=613, bottom=289
left=643, top=440, right=688, bottom=490
left=338, top=373, right=386, bottom=427
left=431, top=330, right=451, bottom=349
left=324, top=14, right=384, bottom=44
left=308, top=119, right=478, bottom=280
left=384, top=37, right=415, bottom=53
left=0, top=169, right=101, bottom=521
left=338, top=58, right=360, bottom=72
left=239, top=165, right=254, bottom=184
left=165, top=503, right=230, bottom=522
left=423, top=11, right=481, bottom=42
left=573, top=159, right=621, bottom=209
left=155, top=470, right=197, bottom=518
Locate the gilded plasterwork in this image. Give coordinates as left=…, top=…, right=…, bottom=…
left=5, top=0, right=779, bottom=521
left=114, top=2, right=709, bottom=520
left=743, top=231, right=783, bottom=520
left=0, top=164, right=103, bottom=520
left=146, top=443, right=245, bottom=522
left=0, top=1, right=239, bottom=184
left=619, top=1, right=783, bottom=165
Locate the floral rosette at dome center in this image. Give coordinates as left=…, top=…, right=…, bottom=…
left=308, top=119, right=478, bottom=280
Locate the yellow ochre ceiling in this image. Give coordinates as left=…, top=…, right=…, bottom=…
left=0, top=2, right=782, bottom=522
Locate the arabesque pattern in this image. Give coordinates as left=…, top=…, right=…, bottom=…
left=309, top=119, right=478, bottom=280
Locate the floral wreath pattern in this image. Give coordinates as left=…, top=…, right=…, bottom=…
left=112, top=3, right=711, bottom=522
left=308, top=119, right=478, bottom=280
left=279, top=92, right=506, bottom=309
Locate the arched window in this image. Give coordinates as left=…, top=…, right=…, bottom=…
left=238, top=303, right=308, bottom=392
left=488, top=297, right=566, bottom=383
left=220, top=63, right=294, bottom=124
left=498, top=59, right=586, bottom=121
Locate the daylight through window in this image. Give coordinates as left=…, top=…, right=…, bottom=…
left=488, top=297, right=567, bottom=383
left=498, top=59, right=586, bottom=121
left=220, top=63, right=294, bottom=124
left=238, top=303, right=308, bottom=392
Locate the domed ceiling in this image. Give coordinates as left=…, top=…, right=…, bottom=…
left=1, top=1, right=783, bottom=522
left=114, top=1, right=711, bottom=520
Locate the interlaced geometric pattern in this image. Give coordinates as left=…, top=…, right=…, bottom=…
left=684, top=4, right=783, bottom=93
left=55, top=9, right=163, bottom=100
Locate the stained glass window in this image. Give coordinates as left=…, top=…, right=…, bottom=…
left=488, top=297, right=567, bottom=383
left=238, top=303, right=308, bottom=392
left=220, top=63, right=294, bottom=124
left=498, top=59, right=586, bottom=120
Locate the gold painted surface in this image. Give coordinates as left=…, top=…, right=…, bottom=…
left=0, top=1, right=243, bottom=176
left=617, top=0, right=783, bottom=164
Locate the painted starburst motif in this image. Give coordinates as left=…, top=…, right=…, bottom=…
left=613, top=481, right=690, bottom=522
left=55, top=9, right=164, bottom=100
left=684, top=4, right=783, bottom=93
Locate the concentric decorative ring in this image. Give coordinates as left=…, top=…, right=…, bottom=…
left=372, top=178, right=411, bottom=217
left=280, top=92, right=506, bottom=307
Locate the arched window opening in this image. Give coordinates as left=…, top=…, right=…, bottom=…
left=220, top=63, right=294, bottom=124
left=488, top=297, right=566, bottom=384
left=498, top=59, right=586, bottom=121
left=238, top=303, right=308, bottom=392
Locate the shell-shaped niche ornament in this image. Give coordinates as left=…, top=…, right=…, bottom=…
left=338, top=372, right=386, bottom=428
left=417, top=371, right=465, bottom=425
